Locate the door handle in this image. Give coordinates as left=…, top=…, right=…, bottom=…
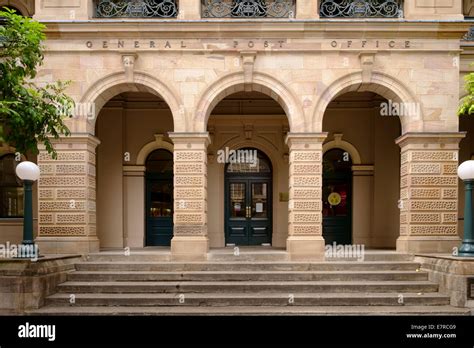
left=246, top=206, right=251, bottom=219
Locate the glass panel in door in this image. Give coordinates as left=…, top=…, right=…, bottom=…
left=149, top=181, right=173, bottom=217
left=229, top=182, right=246, bottom=219
left=322, top=183, right=349, bottom=218
left=251, top=182, right=268, bottom=218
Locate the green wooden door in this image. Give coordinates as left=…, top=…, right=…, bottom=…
left=322, top=149, right=353, bottom=245
left=225, top=178, right=272, bottom=245
left=145, top=149, right=174, bottom=246
left=224, top=148, right=272, bottom=246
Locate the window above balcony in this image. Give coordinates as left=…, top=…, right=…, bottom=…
left=202, top=0, right=296, bottom=19
left=94, top=0, right=178, bottom=18
left=320, top=0, right=403, bottom=18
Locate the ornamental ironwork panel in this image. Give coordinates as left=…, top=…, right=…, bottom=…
left=95, top=0, right=178, bottom=18
left=202, top=0, right=295, bottom=18
left=320, top=0, right=403, bottom=18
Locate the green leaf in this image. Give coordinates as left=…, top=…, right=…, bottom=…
left=0, top=9, right=71, bottom=156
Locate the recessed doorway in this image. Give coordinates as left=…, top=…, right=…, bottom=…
left=145, top=149, right=174, bottom=246
left=224, top=148, right=273, bottom=246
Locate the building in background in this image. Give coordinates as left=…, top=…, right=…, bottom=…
left=0, top=0, right=473, bottom=261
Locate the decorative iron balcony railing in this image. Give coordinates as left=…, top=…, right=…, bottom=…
left=94, top=0, right=178, bottom=18
left=202, top=0, right=295, bottom=18
left=320, top=0, right=403, bottom=18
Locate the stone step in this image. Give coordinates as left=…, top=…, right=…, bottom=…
left=85, top=252, right=413, bottom=263
left=38, top=256, right=462, bottom=315
left=67, top=270, right=428, bottom=282
left=85, top=253, right=171, bottom=263
left=207, top=251, right=289, bottom=262
left=45, top=292, right=450, bottom=307
left=57, top=280, right=439, bottom=294
left=325, top=253, right=414, bottom=262
left=28, top=305, right=471, bottom=316
left=75, top=261, right=421, bottom=272
left=208, top=254, right=413, bottom=262
left=86, top=252, right=288, bottom=262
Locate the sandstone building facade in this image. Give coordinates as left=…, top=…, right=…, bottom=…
left=1, top=0, right=474, bottom=262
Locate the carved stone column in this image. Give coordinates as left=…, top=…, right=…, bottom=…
left=36, top=134, right=100, bottom=254
left=169, top=132, right=211, bottom=260
left=286, top=133, right=328, bottom=260
left=396, top=133, right=465, bottom=253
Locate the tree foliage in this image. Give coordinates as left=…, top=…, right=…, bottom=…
left=0, top=9, right=72, bottom=158
left=459, top=71, right=474, bottom=116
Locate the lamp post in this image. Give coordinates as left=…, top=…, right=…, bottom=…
left=457, top=160, right=474, bottom=257
left=15, top=161, right=40, bottom=258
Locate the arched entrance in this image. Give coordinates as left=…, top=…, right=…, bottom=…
left=206, top=90, right=289, bottom=249
left=145, top=149, right=174, bottom=246
left=322, top=90, right=401, bottom=249
left=224, top=148, right=273, bottom=246
left=322, top=148, right=353, bottom=245
left=95, top=88, right=175, bottom=249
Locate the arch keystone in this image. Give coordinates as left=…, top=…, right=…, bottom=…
left=359, top=51, right=376, bottom=83
left=122, top=53, right=138, bottom=82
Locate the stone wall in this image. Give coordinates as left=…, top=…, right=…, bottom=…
left=416, top=254, right=474, bottom=307
left=0, top=255, right=82, bottom=314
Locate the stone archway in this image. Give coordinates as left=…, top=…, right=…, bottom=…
left=79, top=72, right=180, bottom=249
left=319, top=79, right=403, bottom=250
left=78, top=71, right=185, bottom=134
left=136, top=134, right=174, bottom=165
left=313, top=71, right=423, bottom=133
left=198, top=74, right=319, bottom=259
left=194, top=71, right=306, bottom=132
left=36, top=72, right=181, bottom=253
left=318, top=71, right=462, bottom=253
left=89, top=76, right=177, bottom=249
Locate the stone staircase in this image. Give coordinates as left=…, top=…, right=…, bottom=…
left=30, top=251, right=471, bottom=315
